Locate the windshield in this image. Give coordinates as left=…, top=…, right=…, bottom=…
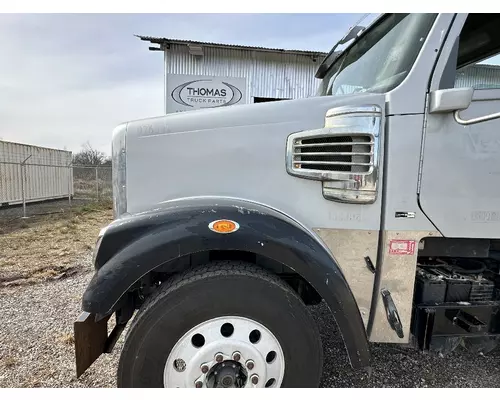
left=318, top=14, right=438, bottom=96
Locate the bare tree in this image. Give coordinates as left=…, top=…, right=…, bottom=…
left=73, top=142, right=109, bottom=166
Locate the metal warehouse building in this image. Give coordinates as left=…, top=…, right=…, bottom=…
left=137, top=36, right=327, bottom=114
left=138, top=36, right=500, bottom=115
left=455, top=63, right=500, bottom=89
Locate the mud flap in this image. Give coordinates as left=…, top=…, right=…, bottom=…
left=74, top=312, right=109, bottom=378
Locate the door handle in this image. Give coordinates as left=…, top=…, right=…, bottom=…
left=454, top=109, right=500, bottom=126
left=381, top=288, right=404, bottom=338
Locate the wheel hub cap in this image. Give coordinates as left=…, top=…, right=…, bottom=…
left=206, top=360, right=247, bottom=388
left=164, top=316, right=285, bottom=388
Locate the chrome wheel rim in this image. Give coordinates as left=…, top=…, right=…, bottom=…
left=164, top=316, right=285, bottom=388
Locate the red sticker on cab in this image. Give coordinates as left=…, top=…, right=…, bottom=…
left=389, top=240, right=416, bottom=255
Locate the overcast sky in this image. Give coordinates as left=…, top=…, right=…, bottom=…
left=0, top=13, right=369, bottom=155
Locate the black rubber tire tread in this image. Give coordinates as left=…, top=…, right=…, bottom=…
left=117, top=261, right=323, bottom=388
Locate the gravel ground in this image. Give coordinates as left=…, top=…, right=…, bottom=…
left=1, top=257, right=500, bottom=388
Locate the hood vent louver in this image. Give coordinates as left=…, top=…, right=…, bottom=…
left=286, top=105, right=382, bottom=204
left=293, top=135, right=373, bottom=173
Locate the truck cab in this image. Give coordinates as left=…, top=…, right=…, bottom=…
left=75, top=13, right=500, bottom=387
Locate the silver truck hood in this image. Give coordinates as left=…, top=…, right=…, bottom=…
left=125, top=94, right=380, bottom=140
left=121, top=92, right=386, bottom=221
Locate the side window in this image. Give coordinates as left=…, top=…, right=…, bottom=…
left=453, top=14, right=500, bottom=90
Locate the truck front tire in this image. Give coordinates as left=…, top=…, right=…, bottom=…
left=117, top=261, right=323, bottom=388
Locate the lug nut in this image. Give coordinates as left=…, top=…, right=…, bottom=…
left=232, top=352, right=241, bottom=362
left=246, top=360, right=254, bottom=370
left=195, top=381, right=203, bottom=388
left=215, top=353, right=224, bottom=363
left=251, top=374, right=259, bottom=385
left=201, top=365, right=209, bottom=374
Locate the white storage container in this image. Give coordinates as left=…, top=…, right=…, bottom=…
left=0, top=140, right=73, bottom=205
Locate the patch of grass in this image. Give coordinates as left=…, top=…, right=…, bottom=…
left=19, top=220, right=29, bottom=229
left=0, top=207, right=113, bottom=285
left=79, top=204, right=99, bottom=213
left=60, top=218, right=79, bottom=234
left=59, top=333, right=75, bottom=346
left=74, top=200, right=113, bottom=215
left=3, top=356, right=17, bottom=368
left=0, top=264, right=79, bottom=286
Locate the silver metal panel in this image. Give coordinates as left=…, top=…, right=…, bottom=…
left=368, top=230, right=441, bottom=343
left=365, top=115, right=439, bottom=343
left=0, top=140, right=72, bottom=204
left=314, top=228, right=378, bottom=328
left=0, top=161, right=21, bottom=203
left=165, top=44, right=321, bottom=103
left=383, top=115, right=442, bottom=232
left=0, top=140, right=69, bottom=165
left=419, top=90, right=500, bottom=238
left=125, top=93, right=386, bottom=231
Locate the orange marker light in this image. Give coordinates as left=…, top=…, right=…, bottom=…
left=208, top=219, right=240, bottom=234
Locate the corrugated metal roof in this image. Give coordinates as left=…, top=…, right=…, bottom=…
left=136, top=35, right=328, bottom=57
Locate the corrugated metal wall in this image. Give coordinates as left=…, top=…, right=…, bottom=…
left=456, top=64, right=500, bottom=89
left=166, top=45, right=322, bottom=102
left=0, top=141, right=73, bottom=205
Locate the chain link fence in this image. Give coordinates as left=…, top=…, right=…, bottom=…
left=0, top=161, right=113, bottom=228
left=73, top=165, right=113, bottom=203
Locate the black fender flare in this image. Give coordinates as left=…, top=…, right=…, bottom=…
left=82, top=198, right=370, bottom=369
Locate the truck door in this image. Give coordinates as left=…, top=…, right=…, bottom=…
left=419, top=13, right=500, bottom=238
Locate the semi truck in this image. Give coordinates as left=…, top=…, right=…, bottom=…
left=74, top=13, right=500, bottom=388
